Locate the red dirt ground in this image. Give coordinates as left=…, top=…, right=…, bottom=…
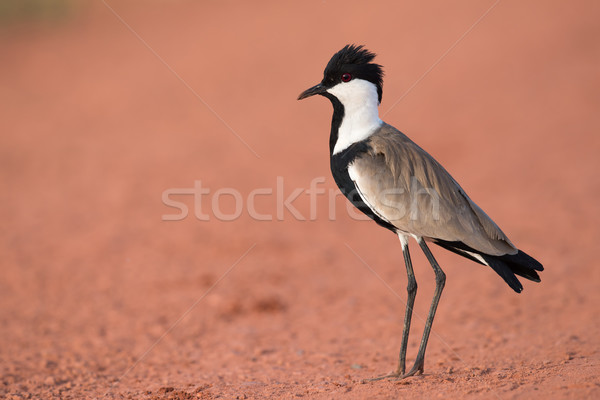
left=1, top=1, right=599, bottom=399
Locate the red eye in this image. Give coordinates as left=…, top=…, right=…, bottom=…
left=341, top=73, right=352, bottom=82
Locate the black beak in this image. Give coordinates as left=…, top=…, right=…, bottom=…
left=297, top=83, right=326, bottom=100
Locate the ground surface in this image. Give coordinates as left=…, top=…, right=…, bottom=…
left=1, top=1, right=599, bottom=399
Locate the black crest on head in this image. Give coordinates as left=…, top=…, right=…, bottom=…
left=322, top=44, right=384, bottom=102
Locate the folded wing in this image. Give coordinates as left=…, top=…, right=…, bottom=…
left=348, top=123, right=517, bottom=257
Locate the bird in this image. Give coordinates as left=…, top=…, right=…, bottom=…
left=297, top=44, right=543, bottom=380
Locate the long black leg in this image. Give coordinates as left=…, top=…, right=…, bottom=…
left=403, top=238, right=446, bottom=377
left=363, top=235, right=418, bottom=382
left=397, top=235, right=417, bottom=375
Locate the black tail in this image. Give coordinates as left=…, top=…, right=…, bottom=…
left=433, top=240, right=544, bottom=293
left=481, top=250, right=543, bottom=293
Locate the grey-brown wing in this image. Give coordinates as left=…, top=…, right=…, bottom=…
left=349, top=124, right=516, bottom=256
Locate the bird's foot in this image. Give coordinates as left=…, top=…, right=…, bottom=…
left=402, top=358, right=425, bottom=378
left=361, top=369, right=422, bottom=383
left=361, top=360, right=424, bottom=383
left=361, top=371, right=403, bottom=383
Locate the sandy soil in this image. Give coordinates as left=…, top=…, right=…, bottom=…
left=1, top=1, right=599, bottom=399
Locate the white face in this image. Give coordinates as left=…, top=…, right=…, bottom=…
left=326, top=78, right=380, bottom=110
left=327, top=78, right=383, bottom=155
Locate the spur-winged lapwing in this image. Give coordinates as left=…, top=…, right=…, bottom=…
left=298, top=44, right=543, bottom=380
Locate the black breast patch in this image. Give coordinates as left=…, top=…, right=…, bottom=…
left=330, top=141, right=397, bottom=233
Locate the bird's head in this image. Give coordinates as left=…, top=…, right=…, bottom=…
left=297, top=44, right=384, bottom=106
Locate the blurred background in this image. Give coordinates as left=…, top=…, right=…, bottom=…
left=1, top=1, right=599, bottom=398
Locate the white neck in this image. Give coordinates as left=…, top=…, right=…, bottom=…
left=328, top=79, right=382, bottom=155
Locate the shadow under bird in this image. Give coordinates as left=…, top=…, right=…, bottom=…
left=298, top=44, right=544, bottom=380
